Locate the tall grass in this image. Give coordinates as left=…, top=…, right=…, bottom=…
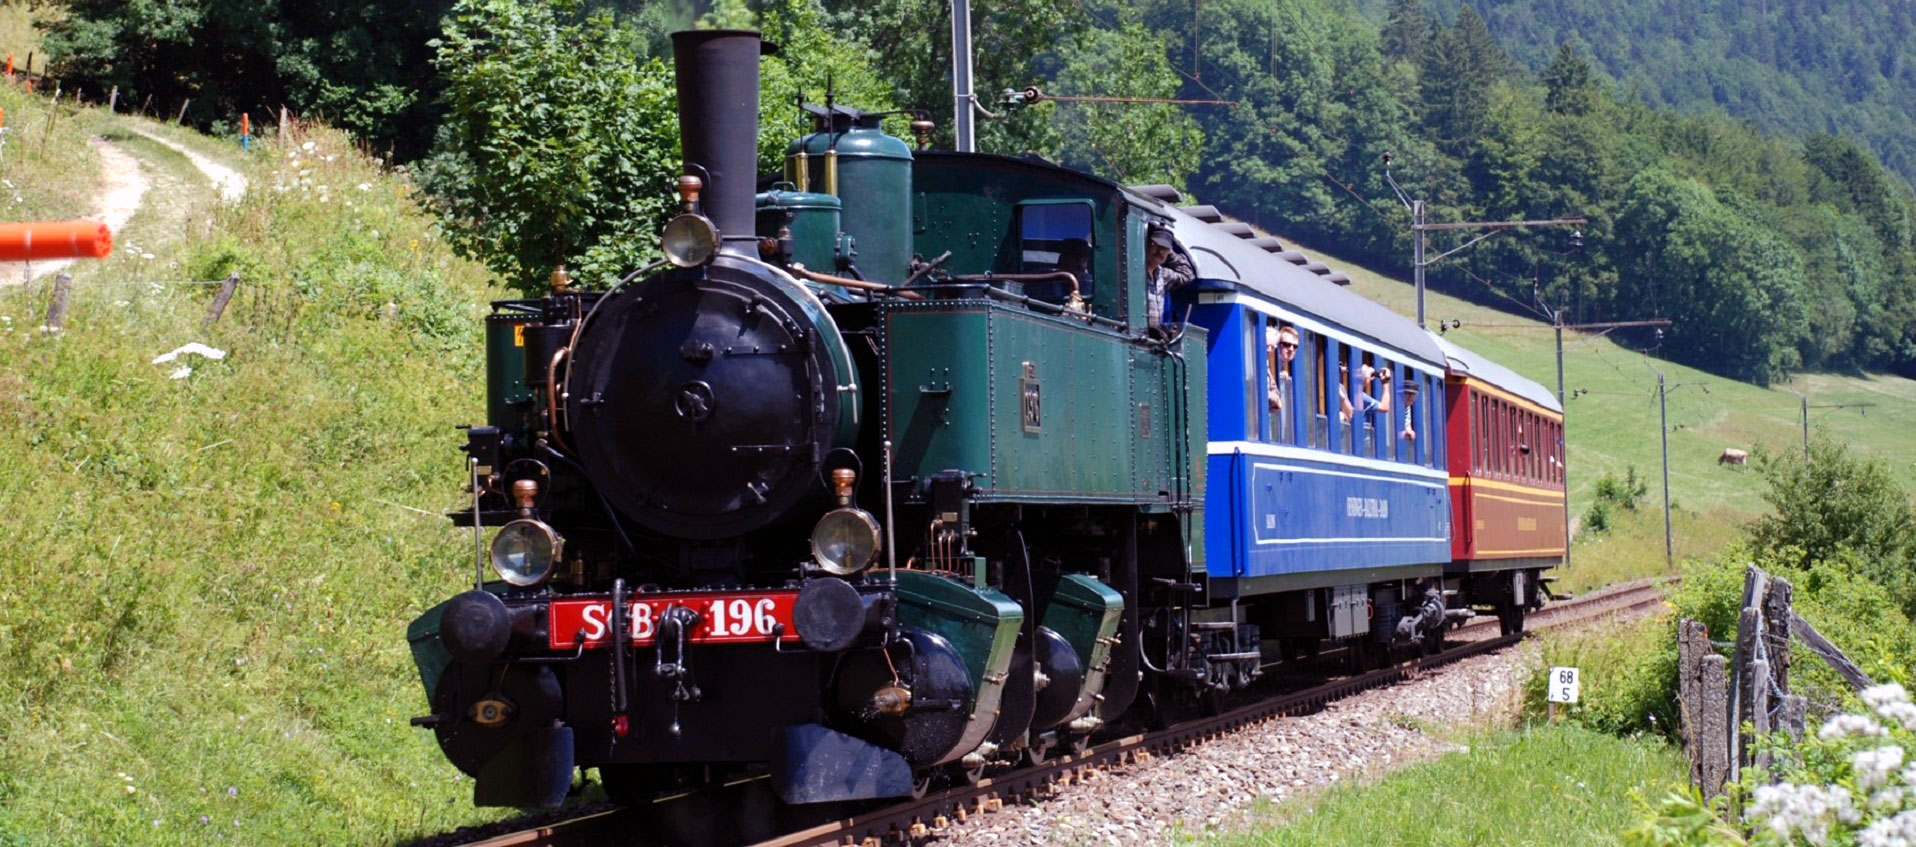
left=1556, top=503, right=1742, bottom=595
left=0, top=109, right=511, bottom=844
left=1216, top=725, right=1686, bottom=847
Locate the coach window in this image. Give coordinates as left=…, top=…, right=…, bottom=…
left=1268, top=318, right=1297, bottom=445
left=1482, top=396, right=1495, bottom=474
left=1243, top=315, right=1259, bottom=440
left=1552, top=420, right=1562, bottom=484
left=1016, top=201, right=1095, bottom=304
left=1527, top=413, right=1539, bottom=481
left=1489, top=398, right=1501, bottom=474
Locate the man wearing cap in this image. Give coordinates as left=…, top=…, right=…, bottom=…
left=1144, top=225, right=1195, bottom=334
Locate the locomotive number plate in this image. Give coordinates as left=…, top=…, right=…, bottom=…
left=547, top=590, right=801, bottom=650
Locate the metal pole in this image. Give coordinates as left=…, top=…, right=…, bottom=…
left=950, top=0, right=976, bottom=153
left=1412, top=199, right=1426, bottom=328
left=1801, top=395, right=1810, bottom=463
left=1555, top=313, right=1569, bottom=567
left=1659, top=371, right=1673, bottom=568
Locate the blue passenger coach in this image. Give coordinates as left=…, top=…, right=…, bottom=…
left=1146, top=198, right=1465, bottom=656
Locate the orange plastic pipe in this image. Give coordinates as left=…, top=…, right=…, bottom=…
left=0, top=221, right=113, bottom=260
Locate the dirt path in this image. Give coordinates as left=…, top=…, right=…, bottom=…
left=126, top=127, right=247, bottom=202
left=0, top=136, right=149, bottom=286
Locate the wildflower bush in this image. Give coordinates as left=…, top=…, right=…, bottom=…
left=1630, top=684, right=1916, bottom=846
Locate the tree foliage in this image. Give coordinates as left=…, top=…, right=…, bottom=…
left=45, top=0, right=456, bottom=158
left=418, top=0, right=682, bottom=290
left=1748, top=440, right=1916, bottom=616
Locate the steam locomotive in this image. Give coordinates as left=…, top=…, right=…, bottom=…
left=404, top=28, right=1566, bottom=826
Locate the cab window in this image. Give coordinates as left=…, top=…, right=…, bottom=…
left=1017, top=202, right=1095, bottom=303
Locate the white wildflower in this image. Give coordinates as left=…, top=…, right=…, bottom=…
left=1860, top=810, right=1916, bottom=847
left=1866, top=684, right=1912, bottom=709
left=1747, top=783, right=1862, bottom=846
left=1856, top=747, right=1908, bottom=792
left=301, top=141, right=315, bottom=152
left=357, top=183, right=371, bottom=191
left=1822, top=713, right=1889, bottom=740
left=1879, top=700, right=1916, bottom=731
left=1871, top=786, right=1906, bottom=811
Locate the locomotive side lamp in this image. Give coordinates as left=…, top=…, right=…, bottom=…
left=812, top=507, right=881, bottom=576
left=661, top=213, right=720, bottom=269
left=661, top=175, right=721, bottom=268
left=490, top=518, right=563, bottom=587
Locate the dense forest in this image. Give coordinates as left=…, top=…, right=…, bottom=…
left=1373, top=0, right=1916, bottom=189
left=39, top=0, right=1916, bottom=385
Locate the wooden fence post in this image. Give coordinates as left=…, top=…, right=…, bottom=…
left=108, top=85, right=117, bottom=113
left=1789, top=612, right=1874, bottom=691
left=1729, top=567, right=1767, bottom=782
left=1678, top=620, right=1707, bottom=786
left=1700, top=653, right=1731, bottom=799
left=1764, top=577, right=1793, bottom=697
left=203, top=273, right=240, bottom=326
left=278, top=106, right=290, bottom=147
left=42, top=272, right=70, bottom=332
left=176, top=98, right=191, bottom=124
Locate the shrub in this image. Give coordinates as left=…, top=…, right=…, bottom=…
left=1586, top=465, right=1653, bottom=534
left=1748, top=440, right=1916, bottom=618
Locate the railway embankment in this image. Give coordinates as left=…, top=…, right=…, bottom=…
left=0, top=95, right=519, bottom=844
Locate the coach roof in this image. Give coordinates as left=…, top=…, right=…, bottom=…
left=1431, top=333, right=1563, bottom=414
left=1139, top=196, right=1448, bottom=368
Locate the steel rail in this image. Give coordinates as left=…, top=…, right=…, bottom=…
left=436, top=580, right=1667, bottom=847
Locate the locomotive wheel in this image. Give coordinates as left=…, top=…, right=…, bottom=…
left=1065, top=733, right=1092, bottom=757
left=1023, top=740, right=1053, bottom=766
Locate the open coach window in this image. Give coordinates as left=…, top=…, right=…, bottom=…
left=1017, top=201, right=1096, bottom=304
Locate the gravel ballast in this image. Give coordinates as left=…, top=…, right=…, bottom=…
left=931, top=642, right=1543, bottom=846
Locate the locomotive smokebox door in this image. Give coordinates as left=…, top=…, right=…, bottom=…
left=563, top=257, right=858, bottom=539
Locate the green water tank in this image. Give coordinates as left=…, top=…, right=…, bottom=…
left=755, top=188, right=843, bottom=275
left=785, top=106, right=913, bottom=285
left=484, top=307, right=537, bottom=431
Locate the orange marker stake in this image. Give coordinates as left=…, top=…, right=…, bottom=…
left=0, top=221, right=113, bottom=261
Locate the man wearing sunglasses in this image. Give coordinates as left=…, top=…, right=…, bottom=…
left=1267, top=324, right=1298, bottom=439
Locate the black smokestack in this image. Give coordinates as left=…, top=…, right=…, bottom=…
left=671, top=30, right=770, bottom=257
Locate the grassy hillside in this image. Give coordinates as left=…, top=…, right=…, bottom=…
left=0, top=91, right=511, bottom=844
left=1285, top=242, right=1916, bottom=524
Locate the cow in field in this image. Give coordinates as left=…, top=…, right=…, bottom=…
left=1719, top=448, right=1749, bottom=466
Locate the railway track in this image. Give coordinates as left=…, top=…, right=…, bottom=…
left=433, top=578, right=1667, bottom=847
